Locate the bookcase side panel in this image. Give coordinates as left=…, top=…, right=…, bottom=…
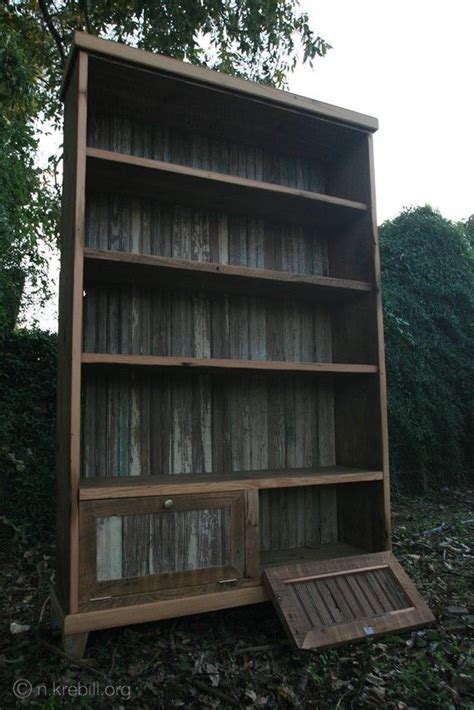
left=367, top=134, right=391, bottom=550
left=56, top=51, right=88, bottom=613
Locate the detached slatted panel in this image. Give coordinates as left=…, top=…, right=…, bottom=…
left=263, top=552, right=434, bottom=650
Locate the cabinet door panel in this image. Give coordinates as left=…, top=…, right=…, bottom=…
left=79, top=492, right=245, bottom=601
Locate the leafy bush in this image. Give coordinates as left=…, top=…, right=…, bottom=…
left=0, top=330, right=56, bottom=539
left=380, top=206, right=473, bottom=490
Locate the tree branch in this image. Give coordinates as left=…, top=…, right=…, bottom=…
left=37, top=0, right=66, bottom=67
left=79, top=0, right=92, bottom=34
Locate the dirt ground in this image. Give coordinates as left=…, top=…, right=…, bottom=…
left=1, top=488, right=472, bottom=708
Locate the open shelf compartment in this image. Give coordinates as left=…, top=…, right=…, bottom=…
left=83, top=248, right=373, bottom=302
left=86, top=148, right=367, bottom=229
left=259, top=481, right=386, bottom=569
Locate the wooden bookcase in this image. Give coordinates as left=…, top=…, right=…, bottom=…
left=54, top=33, right=433, bottom=657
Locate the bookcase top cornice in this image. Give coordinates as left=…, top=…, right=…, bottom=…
left=61, top=31, right=378, bottom=133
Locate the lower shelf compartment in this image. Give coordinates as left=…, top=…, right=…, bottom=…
left=261, top=543, right=365, bottom=568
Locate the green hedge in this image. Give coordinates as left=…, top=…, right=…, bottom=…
left=380, top=206, right=473, bottom=490
left=0, top=329, right=56, bottom=539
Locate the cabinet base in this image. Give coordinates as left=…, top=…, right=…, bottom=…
left=52, top=583, right=267, bottom=658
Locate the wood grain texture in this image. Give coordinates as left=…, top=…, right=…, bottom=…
left=81, top=354, right=377, bottom=374
left=260, top=543, right=364, bottom=568
left=64, top=585, right=268, bottom=635
left=260, top=486, right=322, bottom=552
left=334, top=376, right=383, bottom=471
left=81, top=373, right=333, bottom=478
left=70, top=33, right=378, bottom=131
left=57, top=35, right=399, bottom=640
left=80, top=492, right=245, bottom=601
left=367, top=134, right=392, bottom=550
left=264, top=552, right=434, bottom=650
left=86, top=148, right=367, bottom=228
left=83, top=284, right=336, bottom=363
left=80, top=467, right=384, bottom=499
left=56, top=50, right=88, bottom=614
left=84, top=191, right=332, bottom=276
left=337, top=482, right=385, bottom=553
left=88, top=113, right=326, bottom=194
left=83, top=248, right=371, bottom=300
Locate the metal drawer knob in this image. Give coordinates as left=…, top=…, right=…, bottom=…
left=163, top=498, right=174, bottom=509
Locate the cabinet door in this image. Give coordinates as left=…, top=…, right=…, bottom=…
left=79, top=492, right=245, bottom=602
left=264, top=551, right=434, bottom=650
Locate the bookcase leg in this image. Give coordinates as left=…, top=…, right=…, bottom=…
left=50, top=599, right=63, bottom=635
left=63, top=632, right=89, bottom=660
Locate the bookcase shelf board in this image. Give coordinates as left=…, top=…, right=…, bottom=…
left=79, top=467, right=385, bottom=499
left=81, top=353, right=378, bottom=374
left=83, top=248, right=373, bottom=302
left=86, top=148, right=368, bottom=228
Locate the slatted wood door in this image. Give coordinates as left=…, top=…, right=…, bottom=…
left=264, top=551, right=434, bottom=650
left=79, top=492, right=245, bottom=602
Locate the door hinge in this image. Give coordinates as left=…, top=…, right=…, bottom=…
left=218, top=578, right=239, bottom=587
left=90, top=595, right=112, bottom=602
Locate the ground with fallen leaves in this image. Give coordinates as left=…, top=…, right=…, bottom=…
left=1, top=488, right=473, bottom=708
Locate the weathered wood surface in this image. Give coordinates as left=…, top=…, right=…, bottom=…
left=96, top=507, right=230, bottom=581
left=85, top=193, right=330, bottom=275
left=83, top=249, right=373, bottom=304
left=259, top=486, right=337, bottom=552
left=81, top=373, right=328, bottom=478
left=79, top=467, right=384, bottom=499
left=56, top=35, right=398, bottom=650
left=56, top=50, right=88, bottom=615
left=263, top=552, right=435, bottom=650
left=80, top=492, right=245, bottom=600
left=88, top=112, right=326, bottom=194
left=83, top=284, right=332, bottom=363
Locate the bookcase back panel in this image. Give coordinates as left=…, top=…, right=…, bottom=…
left=87, top=113, right=326, bottom=194
left=85, top=193, right=329, bottom=274
left=259, top=485, right=337, bottom=551
left=96, top=507, right=231, bottom=581
left=81, top=373, right=334, bottom=478
left=83, top=285, right=332, bottom=363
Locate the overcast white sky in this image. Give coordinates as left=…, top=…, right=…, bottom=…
left=293, top=0, right=473, bottom=223
left=32, top=0, right=473, bottom=330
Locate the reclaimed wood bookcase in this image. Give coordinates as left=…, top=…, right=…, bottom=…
left=54, top=32, right=433, bottom=657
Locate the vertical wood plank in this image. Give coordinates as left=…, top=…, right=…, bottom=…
left=245, top=490, right=260, bottom=578
left=367, top=134, right=391, bottom=549
left=56, top=51, right=88, bottom=614
left=96, top=516, right=122, bottom=581
left=123, top=514, right=150, bottom=577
